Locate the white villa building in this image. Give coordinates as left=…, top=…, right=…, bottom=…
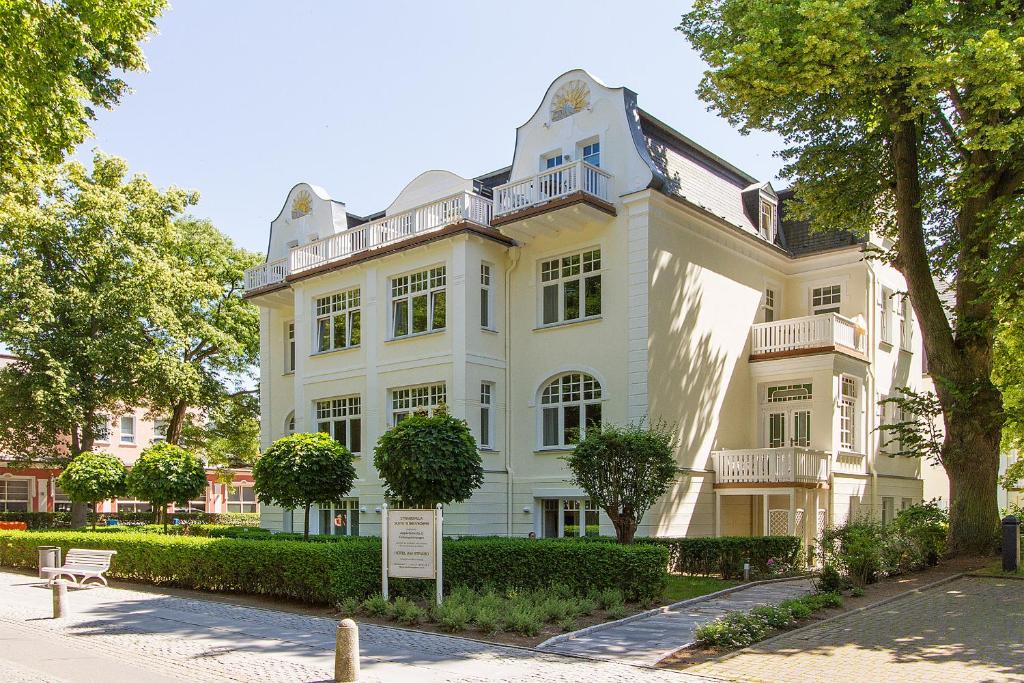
left=245, top=70, right=931, bottom=544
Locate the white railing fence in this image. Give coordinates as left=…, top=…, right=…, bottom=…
left=493, top=161, right=612, bottom=216
left=751, top=313, right=865, bottom=355
left=244, top=257, right=288, bottom=291
left=711, top=448, right=830, bottom=484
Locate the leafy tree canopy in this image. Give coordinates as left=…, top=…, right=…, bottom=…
left=252, top=432, right=357, bottom=538
left=373, top=408, right=483, bottom=509
left=564, top=421, right=678, bottom=544
left=180, top=391, right=261, bottom=473
left=56, top=451, right=127, bottom=529
left=125, top=442, right=207, bottom=530
left=0, top=0, right=166, bottom=189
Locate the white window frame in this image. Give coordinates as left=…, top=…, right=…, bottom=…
left=479, top=382, right=494, bottom=449
left=538, top=372, right=603, bottom=449
left=480, top=263, right=494, bottom=331
left=315, top=396, right=362, bottom=454
left=763, top=287, right=777, bottom=323
left=538, top=248, right=602, bottom=327
left=810, top=284, right=842, bottom=315
left=152, top=419, right=169, bottom=443
left=315, top=289, right=361, bottom=353
left=899, top=295, right=913, bottom=351
left=116, top=498, right=152, bottom=513
left=52, top=483, right=72, bottom=513
left=318, top=499, right=360, bottom=537
left=390, top=382, right=447, bottom=426
left=225, top=484, right=257, bottom=514
left=537, top=498, right=600, bottom=538
left=119, top=415, right=136, bottom=444
left=95, top=416, right=111, bottom=444
left=839, top=376, right=860, bottom=453
left=0, top=478, right=31, bottom=512
left=758, top=196, right=777, bottom=241
left=879, top=286, right=895, bottom=346
left=541, top=151, right=565, bottom=171
left=881, top=496, right=895, bottom=525
left=285, top=411, right=295, bottom=435
left=761, top=382, right=813, bottom=448
left=284, top=321, right=296, bottom=372
left=578, top=138, right=600, bottom=167
left=390, top=266, right=446, bottom=339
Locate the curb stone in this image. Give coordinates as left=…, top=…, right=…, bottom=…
left=665, top=571, right=969, bottom=668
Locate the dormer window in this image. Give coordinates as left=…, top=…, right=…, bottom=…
left=544, top=153, right=564, bottom=170
left=582, top=142, right=600, bottom=167
left=759, top=198, right=776, bottom=241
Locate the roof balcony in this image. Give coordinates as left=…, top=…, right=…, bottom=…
left=491, top=161, right=615, bottom=234
left=750, top=313, right=866, bottom=361
left=711, top=448, right=830, bottom=488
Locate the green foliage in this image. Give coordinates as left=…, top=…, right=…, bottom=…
left=695, top=592, right=842, bottom=649
left=360, top=594, right=390, bottom=617
left=125, top=443, right=207, bottom=528
left=389, top=596, right=426, bottom=625
left=0, top=0, right=166, bottom=188
left=641, top=536, right=802, bottom=579
left=596, top=587, right=624, bottom=611
left=56, top=452, right=127, bottom=521
left=252, top=432, right=356, bottom=538
left=1001, top=457, right=1024, bottom=493
left=373, top=408, right=483, bottom=508
left=0, top=511, right=259, bottom=529
left=564, top=420, right=678, bottom=544
left=662, top=574, right=738, bottom=602
left=877, top=389, right=945, bottom=464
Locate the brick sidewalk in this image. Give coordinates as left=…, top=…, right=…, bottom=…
left=688, top=575, right=1024, bottom=683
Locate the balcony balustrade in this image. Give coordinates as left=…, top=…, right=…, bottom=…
left=492, top=161, right=612, bottom=218
left=711, top=448, right=830, bottom=485
left=750, top=313, right=865, bottom=357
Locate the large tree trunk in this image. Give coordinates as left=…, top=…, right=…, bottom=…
left=69, top=427, right=91, bottom=529
left=165, top=398, right=189, bottom=444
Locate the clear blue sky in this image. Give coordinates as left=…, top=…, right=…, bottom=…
left=78, top=1, right=786, bottom=255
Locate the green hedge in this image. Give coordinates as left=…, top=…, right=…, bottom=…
left=0, top=511, right=260, bottom=529
left=640, top=536, right=802, bottom=579
left=0, top=531, right=667, bottom=603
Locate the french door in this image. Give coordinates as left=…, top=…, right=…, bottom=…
left=764, top=407, right=811, bottom=448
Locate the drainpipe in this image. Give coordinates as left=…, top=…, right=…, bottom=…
left=504, top=246, right=521, bottom=537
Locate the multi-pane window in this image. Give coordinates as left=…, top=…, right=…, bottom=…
left=316, top=289, right=361, bottom=352
left=763, top=288, right=776, bottom=322
left=116, top=498, right=151, bottom=513
left=840, top=376, right=858, bottom=451
left=285, top=411, right=295, bottom=435
left=765, top=383, right=813, bottom=448
left=0, top=479, right=30, bottom=512
left=226, top=485, right=257, bottom=513
left=811, top=285, right=841, bottom=315
left=899, top=295, right=913, bottom=351
left=759, top=199, right=776, bottom=240
left=901, top=497, right=914, bottom=511
left=392, top=267, right=446, bottom=338
left=285, top=321, right=296, bottom=371
left=540, top=249, right=601, bottom=325
left=120, top=415, right=135, bottom=444
left=95, top=417, right=111, bottom=443
left=480, top=263, right=493, bottom=330
left=479, top=383, right=494, bottom=449
left=53, top=485, right=72, bottom=513
left=545, top=154, right=564, bottom=169
left=391, top=383, right=447, bottom=424
left=582, top=142, right=600, bottom=167
left=318, top=499, right=360, bottom=537
left=316, top=396, right=362, bottom=454
left=881, top=496, right=895, bottom=525
left=540, top=498, right=600, bottom=538
left=152, top=419, right=169, bottom=443
left=540, top=373, right=602, bottom=447
left=880, top=287, right=894, bottom=345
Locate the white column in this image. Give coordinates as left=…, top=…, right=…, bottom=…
left=292, top=285, right=308, bottom=433
left=623, top=196, right=650, bottom=421
left=450, top=238, right=468, bottom=420
left=259, top=307, right=273, bottom=449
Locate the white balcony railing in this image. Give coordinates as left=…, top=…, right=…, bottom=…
left=493, top=161, right=612, bottom=217
left=244, top=257, right=288, bottom=292
left=750, top=313, right=865, bottom=356
left=711, top=448, right=830, bottom=484
left=243, top=192, right=492, bottom=292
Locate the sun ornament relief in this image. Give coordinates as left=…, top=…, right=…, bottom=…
left=291, top=190, right=313, bottom=219
left=550, top=80, right=590, bottom=122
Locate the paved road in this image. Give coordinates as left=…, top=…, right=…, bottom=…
left=540, top=578, right=815, bottom=666
left=689, top=575, right=1024, bottom=683
left=0, top=571, right=712, bottom=682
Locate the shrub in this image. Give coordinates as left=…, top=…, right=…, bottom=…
left=695, top=612, right=770, bottom=648
left=473, top=604, right=502, bottom=634
left=360, top=594, right=390, bottom=617
left=750, top=603, right=794, bottom=629
left=125, top=443, right=208, bottom=532
left=437, top=600, right=472, bottom=632
left=0, top=511, right=259, bottom=529
left=389, top=596, right=426, bottom=625
left=503, top=604, right=544, bottom=636
left=606, top=603, right=627, bottom=620
left=640, top=536, right=803, bottom=579
left=57, top=452, right=127, bottom=529
left=596, top=587, right=624, bottom=610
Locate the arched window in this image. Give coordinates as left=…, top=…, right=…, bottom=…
left=539, top=373, right=602, bottom=447
left=285, top=411, right=295, bottom=435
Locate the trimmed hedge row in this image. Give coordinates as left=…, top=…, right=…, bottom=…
left=0, top=511, right=260, bottom=529
left=0, top=531, right=667, bottom=603
left=640, top=536, right=802, bottom=579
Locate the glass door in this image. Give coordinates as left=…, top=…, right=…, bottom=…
left=764, top=407, right=811, bottom=448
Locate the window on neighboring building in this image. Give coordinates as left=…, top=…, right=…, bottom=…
left=152, top=419, right=169, bottom=443
left=318, top=499, right=359, bottom=537
left=811, top=285, right=841, bottom=315
left=763, top=288, right=776, bottom=323
left=95, top=417, right=111, bottom=443
left=881, top=496, right=895, bottom=525
left=539, top=498, right=600, bottom=538
left=116, top=498, right=152, bottom=513
left=480, top=263, right=493, bottom=330
left=479, top=383, right=494, bottom=449
left=285, top=321, right=296, bottom=372
left=285, top=411, right=295, bottom=435
left=390, top=383, right=447, bottom=425
left=899, top=295, right=913, bottom=351
left=53, top=484, right=72, bottom=513
left=226, top=485, right=257, bottom=513
left=0, top=479, right=30, bottom=512
left=901, top=497, right=914, bottom=511
left=540, top=249, right=601, bottom=325
left=315, top=289, right=361, bottom=352
left=540, top=373, right=602, bottom=448
left=581, top=141, right=600, bottom=167
left=759, top=198, right=776, bottom=240
left=840, top=376, right=858, bottom=452
left=316, top=396, right=362, bottom=454
left=120, top=415, right=136, bottom=444
left=880, top=287, right=894, bottom=345
left=391, top=267, right=446, bottom=338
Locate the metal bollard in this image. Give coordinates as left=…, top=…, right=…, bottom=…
left=52, top=580, right=69, bottom=619
left=743, top=562, right=751, bottom=581
left=335, top=618, right=360, bottom=682
left=1003, top=515, right=1020, bottom=573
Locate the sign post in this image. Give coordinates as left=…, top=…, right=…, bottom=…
left=382, top=504, right=443, bottom=605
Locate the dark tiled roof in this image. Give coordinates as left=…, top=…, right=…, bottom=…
left=778, top=189, right=865, bottom=256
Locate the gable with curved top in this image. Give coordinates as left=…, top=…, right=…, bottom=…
left=385, top=170, right=474, bottom=216
left=265, top=183, right=348, bottom=263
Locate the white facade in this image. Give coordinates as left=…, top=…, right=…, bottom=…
left=247, top=70, right=934, bottom=543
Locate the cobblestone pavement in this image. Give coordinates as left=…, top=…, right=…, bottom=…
left=0, top=571, right=714, bottom=682
left=688, top=576, right=1024, bottom=683
left=540, top=578, right=815, bottom=666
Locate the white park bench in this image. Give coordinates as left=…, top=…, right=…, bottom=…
left=41, top=548, right=117, bottom=587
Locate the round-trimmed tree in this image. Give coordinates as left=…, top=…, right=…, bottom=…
left=252, top=432, right=356, bottom=539
left=564, top=421, right=678, bottom=544
left=56, top=451, right=127, bottom=529
left=373, top=407, right=483, bottom=508
left=125, top=442, right=207, bottom=532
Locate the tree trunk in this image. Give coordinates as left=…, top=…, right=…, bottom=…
left=943, top=394, right=1002, bottom=555
left=608, top=507, right=638, bottom=544
left=303, top=503, right=311, bottom=540
left=165, top=398, right=189, bottom=444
